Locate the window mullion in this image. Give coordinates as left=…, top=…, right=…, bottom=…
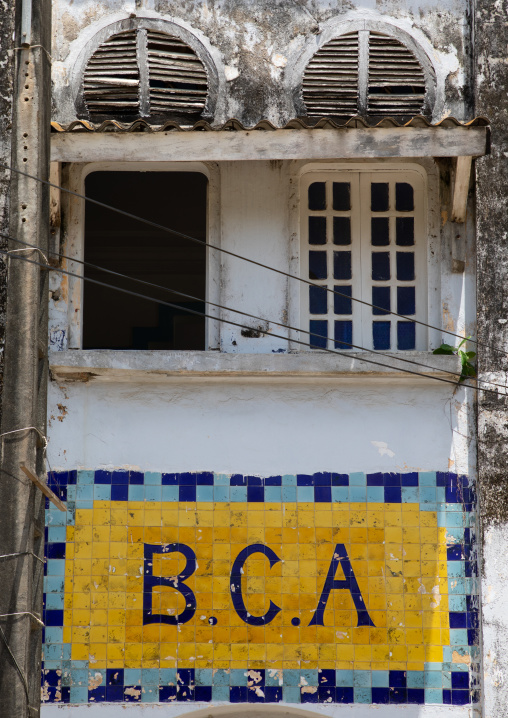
left=137, top=28, right=150, bottom=117
left=358, top=30, right=369, bottom=116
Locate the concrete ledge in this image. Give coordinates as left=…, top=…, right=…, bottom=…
left=49, top=350, right=463, bottom=386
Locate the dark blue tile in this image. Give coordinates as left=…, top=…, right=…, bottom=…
left=179, top=486, right=196, bottom=502
left=436, top=472, right=447, bottom=486
left=129, top=471, right=144, bottom=484
left=367, top=472, right=384, bottom=486
left=162, top=473, right=177, bottom=485
left=310, top=320, right=328, bottom=349
left=407, top=688, right=425, bottom=704
left=68, top=470, right=77, bottom=485
left=450, top=612, right=467, bottom=629
left=334, top=285, right=352, bottom=315
left=177, top=669, right=194, bottom=685
left=389, top=687, right=407, bottom=703
left=111, top=485, right=129, bottom=501
left=61, top=687, right=70, bottom=703
left=112, top=471, right=129, bottom=484
left=177, top=686, right=195, bottom=702
left=54, top=486, right=67, bottom=501
left=265, top=476, right=282, bottom=486
left=195, top=686, right=212, bottom=702
left=247, top=476, right=263, bottom=486
left=334, top=320, right=353, bottom=349
left=230, top=686, right=248, bottom=703
left=230, top=475, right=246, bottom=486
left=397, top=321, right=415, bottom=350
left=94, top=470, right=112, bottom=484
left=45, top=610, right=63, bottom=627
left=43, top=670, right=61, bottom=687
left=107, top=668, right=124, bottom=685
left=309, top=285, right=328, bottom=314
left=384, top=473, right=401, bottom=486
left=452, top=673, right=469, bottom=689
left=332, top=473, right=349, bottom=486
left=318, top=669, right=336, bottom=686
left=384, top=486, right=401, bottom=503
left=47, top=471, right=65, bottom=490
left=318, top=687, right=335, bottom=703
left=301, top=689, right=318, bottom=704
left=467, top=610, right=479, bottom=630
left=373, top=321, right=391, bottom=350
left=124, top=686, right=142, bottom=702
left=336, top=687, right=354, bottom=703
left=389, top=671, right=407, bottom=688
left=451, top=690, right=470, bottom=706
left=372, top=286, right=391, bottom=315
left=196, top=472, right=214, bottom=485
left=372, top=687, right=390, bottom=704
left=248, top=688, right=265, bottom=703
left=106, top=685, right=124, bottom=701
left=89, top=687, right=106, bottom=702
left=443, top=689, right=451, bottom=704
left=160, top=686, right=177, bottom=702
left=297, top=474, right=314, bottom=486
left=314, top=473, right=332, bottom=486
left=264, top=686, right=282, bottom=702
left=401, top=472, right=418, bottom=486
left=447, top=545, right=463, bottom=561
left=46, top=686, right=70, bottom=703
left=46, top=543, right=66, bottom=560
left=180, top=473, right=196, bottom=485
left=247, top=486, right=264, bottom=503
left=315, top=487, right=331, bottom=503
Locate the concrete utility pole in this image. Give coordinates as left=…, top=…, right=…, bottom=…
left=0, top=1, right=52, bottom=716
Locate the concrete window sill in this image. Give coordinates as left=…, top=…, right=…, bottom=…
left=49, top=350, right=463, bottom=386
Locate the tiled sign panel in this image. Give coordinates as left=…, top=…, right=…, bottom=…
left=41, top=470, right=479, bottom=707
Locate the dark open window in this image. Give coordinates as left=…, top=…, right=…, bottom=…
left=83, top=171, right=207, bottom=350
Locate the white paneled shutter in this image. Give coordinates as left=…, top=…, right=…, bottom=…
left=303, top=30, right=426, bottom=119
left=83, top=29, right=208, bottom=121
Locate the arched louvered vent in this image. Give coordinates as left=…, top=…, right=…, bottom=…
left=302, top=30, right=429, bottom=119
left=83, top=29, right=208, bottom=121
left=302, top=33, right=359, bottom=117
left=368, top=33, right=426, bottom=116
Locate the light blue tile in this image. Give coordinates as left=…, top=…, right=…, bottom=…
left=367, top=487, right=384, bottom=502
left=145, top=472, right=162, bottom=485
left=299, top=670, right=317, bottom=686
left=196, top=486, right=214, bottom=502
left=436, top=487, right=446, bottom=504
left=336, top=670, right=353, bottom=687
left=425, top=688, right=443, bottom=704
left=353, top=671, right=371, bottom=687
left=141, top=686, right=159, bottom=702
left=212, top=685, right=230, bottom=701
left=74, top=500, right=93, bottom=510
left=446, top=503, right=463, bottom=512
left=124, top=669, right=142, bottom=685
left=448, top=577, right=465, bottom=594
left=442, top=671, right=452, bottom=689
left=162, top=485, right=178, bottom=502
left=283, top=670, right=300, bottom=686
left=70, top=668, right=88, bottom=686
left=355, top=687, right=372, bottom=703
left=77, top=470, right=94, bottom=485
left=424, top=672, right=442, bottom=688
left=371, top=671, right=389, bottom=687
left=283, top=686, right=301, bottom=703
left=45, top=627, right=63, bottom=644
left=62, top=644, right=71, bottom=660
left=230, top=486, right=247, bottom=502
left=265, top=487, right=281, bottom=502
left=419, top=471, right=436, bottom=486
left=282, top=474, right=296, bottom=486
left=142, top=668, right=159, bottom=685
left=47, top=509, right=68, bottom=526
left=214, top=473, right=229, bottom=486
left=349, top=486, right=366, bottom=502
left=402, top=487, right=419, bottom=503
left=424, top=663, right=444, bottom=672
left=448, top=562, right=465, bottom=578
left=266, top=671, right=283, bottom=686
left=212, top=670, right=230, bottom=686
left=70, top=686, right=88, bottom=703
left=450, top=629, right=469, bottom=645
left=282, top=487, right=297, bottom=502
left=195, top=669, right=212, bottom=686
left=145, top=485, right=161, bottom=502
left=45, top=593, right=64, bottom=609
left=76, top=484, right=93, bottom=501
left=44, top=576, right=65, bottom=593
left=332, top=487, right=349, bottom=503
left=420, top=487, right=436, bottom=504
left=214, top=486, right=229, bottom=502
left=442, top=647, right=454, bottom=662
left=297, top=487, right=314, bottom=502
left=129, top=485, right=145, bottom=501
left=407, top=671, right=424, bottom=688
left=349, top=472, right=366, bottom=486
left=89, top=669, right=106, bottom=682
left=71, top=661, right=88, bottom=669
left=46, top=559, right=66, bottom=576
left=448, top=594, right=467, bottom=611
left=159, top=668, right=177, bottom=685
left=47, top=526, right=67, bottom=542
left=43, top=660, right=62, bottom=669
left=230, top=669, right=248, bottom=686
left=453, top=662, right=470, bottom=672
left=94, top=485, right=111, bottom=501
left=66, top=485, right=76, bottom=501
left=45, top=643, right=63, bottom=660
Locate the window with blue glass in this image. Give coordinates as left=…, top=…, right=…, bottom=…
left=301, top=168, right=427, bottom=351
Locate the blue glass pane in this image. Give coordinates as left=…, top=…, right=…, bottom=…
left=396, top=217, right=414, bottom=246
left=372, top=286, right=391, bottom=315
left=371, top=218, right=389, bottom=246
left=397, top=321, right=416, bottom=350
left=397, top=286, right=415, bottom=315
left=309, top=251, right=327, bottom=279
left=335, top=321, right=353, bottom=349
left=333, top=183, right=350, bottom=211
left=372, top=252, right=390, bottom=281
left=334, top=285, right=352, bottom=315
left=309, top=216, right=326, bottom=244
left=396, top=252, right=415, bottom=281
left=396, top=183, right=414, bottom=211
left=309, top=286, right=327, bottom=314
left=333, top=251, right=352, bottom=280
left=333, top=217, right=351, bottom=245
left=373, top=321, right=391, bottom=350
left=371, top=183, right=389, bottom=212
left=308, top=182, right=326, bottom=210
left=310, top=320, right=328, bottom=349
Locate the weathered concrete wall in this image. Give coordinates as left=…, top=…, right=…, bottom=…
left=50, top=0, right=473, bottom=126
left=475, top=1, right=508, bottom=716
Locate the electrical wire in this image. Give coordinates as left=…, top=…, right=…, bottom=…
left=0, top=161, right=491, bottom=354
left=1, top=240, right=505, bottom=397
left=2, top=232, right=485, bottom=385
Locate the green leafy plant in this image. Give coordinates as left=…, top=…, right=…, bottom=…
left=433, top=336, right=476, bottom=383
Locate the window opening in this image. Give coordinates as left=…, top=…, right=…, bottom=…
left=83, top=172, right=207, bottom=350
left=301, top=169, right=426, bottom=352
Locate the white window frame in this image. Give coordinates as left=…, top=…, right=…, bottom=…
left=290, top=161, right=439, bottom=354
left=54, top=161, right=221, bottom=351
